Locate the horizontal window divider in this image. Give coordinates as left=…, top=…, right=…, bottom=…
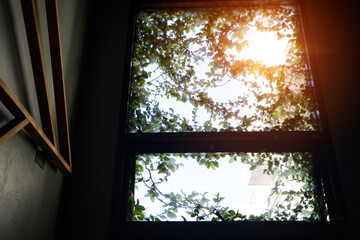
left=120, top=221, right=343, bottom=239
left=125, top=131, right=323, bottom=153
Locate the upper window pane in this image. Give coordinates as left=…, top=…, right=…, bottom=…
left=128, top=6, right=319, bottom=133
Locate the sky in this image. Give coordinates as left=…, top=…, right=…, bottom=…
left=135, top=152, right=307, bottom=221
left=136, top=154, right=269, bottom=220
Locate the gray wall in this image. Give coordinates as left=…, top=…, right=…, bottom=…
left=0, top=0, right=88, bottom=239
left=56, top=1, right=130, bottom=239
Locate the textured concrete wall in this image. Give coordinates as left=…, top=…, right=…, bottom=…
left=56, top=1, right=130, bottom=239
left=0, top=0, right=88, bottom=239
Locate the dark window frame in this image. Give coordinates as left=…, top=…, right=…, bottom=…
left=111, top=0, right=347, bottom=239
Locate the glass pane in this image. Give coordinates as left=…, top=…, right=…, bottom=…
left=130, top=152, right=324, bottom=221
left=128, top=6, right=319, bottom=133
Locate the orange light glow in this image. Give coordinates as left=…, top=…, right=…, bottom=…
left=232, top=27, right=289, bottom=66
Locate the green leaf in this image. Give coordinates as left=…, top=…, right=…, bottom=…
left=167, top=211, right=177, bottom=219
left=249, top=165, right=257, bottom=171
left=168, top=165, right=176, bottom=173
left=229, top=155, right=236, bottom=163
left=136, top=205, right=145, bottom=211
left=175, top=194, right=182, bottom=201
left=137, top=164, right=144, bottom=172
left=206, top=162, right=211, bottom=169
left=201, top=197, right=210, bottom=203
left=228, top=210, right=236, bottom=216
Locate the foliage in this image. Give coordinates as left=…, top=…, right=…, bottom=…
left=129, top=152, right=325, bottom=222
left=128, top=6, right=319, bottom=133
left=127, top=6, right=325, bottom=222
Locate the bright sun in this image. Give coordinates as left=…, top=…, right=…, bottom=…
left=231, top=27, right=289, bottom=66
left=208, top=27, right=290, bottom=104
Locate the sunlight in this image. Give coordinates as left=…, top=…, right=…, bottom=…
left=233, top=27, right=289, bottom=66
left=155, top=26, right=292, bottom=130
left=209, top=27, right=290, bottom=107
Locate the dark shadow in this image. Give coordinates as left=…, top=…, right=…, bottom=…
left=2, top=0, right=31, bottom=110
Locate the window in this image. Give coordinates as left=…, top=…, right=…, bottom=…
left=132, top=152, right=320, bottom=222
left=128, top=5, right=320, bottom=134
left=114, top=0, right=345, bottom=239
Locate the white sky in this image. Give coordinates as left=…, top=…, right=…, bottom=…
left=136, top=155, right=272, bottom=220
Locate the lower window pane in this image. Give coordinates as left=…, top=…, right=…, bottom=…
left=130, top=152, right=323, bottom=222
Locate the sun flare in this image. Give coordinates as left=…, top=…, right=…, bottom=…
left=212, top=27, right=291, bottom=103
left=230, top=27, right=290, bottom=67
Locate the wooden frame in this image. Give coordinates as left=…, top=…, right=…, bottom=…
left=45, top=0, right=72, bottom=168
left=0, top=0, right=71, bottom=173
left=20, top=0, right=57, bottom=146
left=0, top=78, right=71, bottom=173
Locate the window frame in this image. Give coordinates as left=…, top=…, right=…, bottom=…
left=111, top=0, right=347, bottom=239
